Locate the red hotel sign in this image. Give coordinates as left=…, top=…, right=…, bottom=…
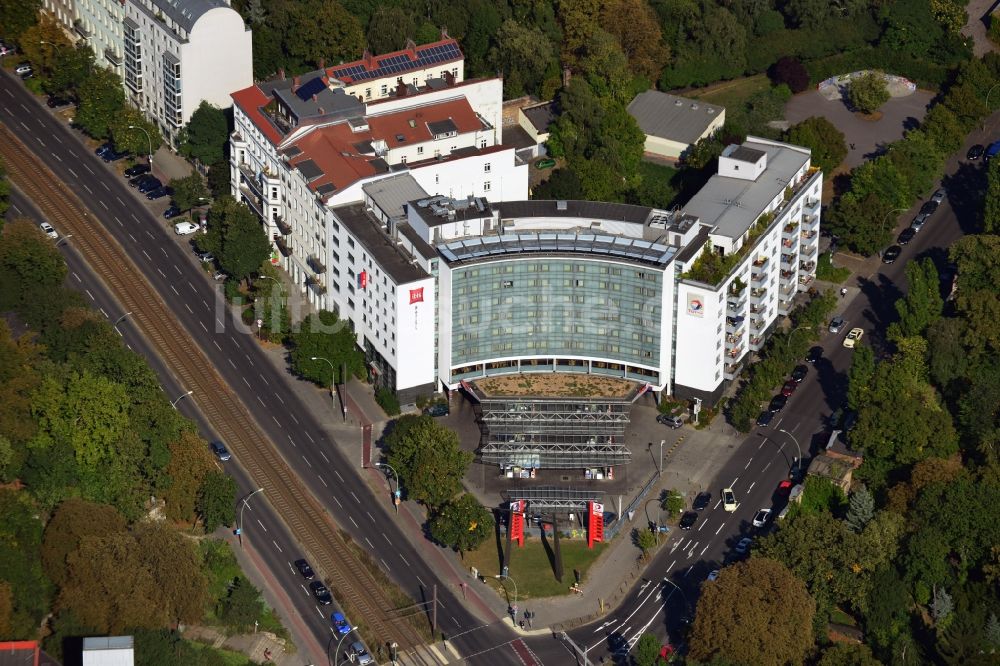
left=509, top=500, right=525, bottom=547
left=588, top=501, right=604, bottom=549
left=409, top=287, right=424, bottom=304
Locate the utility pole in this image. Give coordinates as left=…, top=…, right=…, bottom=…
left=341, top=361, right=348, bottom=421
left=659, top=439, right=665, bottom=475
left=432, top=584, right=438, bottom=637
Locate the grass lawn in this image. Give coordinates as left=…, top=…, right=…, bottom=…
left=830, top=607, right=858, bottom=627
left=690, top=74, right=771, bottom=111
left=186, top=640, right=255, bottom=666
left=463, top=533, right=607, bottom=600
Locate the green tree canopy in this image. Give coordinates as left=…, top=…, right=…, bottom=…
left=170, top=173, right=211, bottom=211
left=847, top=71, right=890, bottom=114
left=43, top=43, right=95, bottom=100
left=75, top=66, right=127, bottom=141
left=180, top=102, right=230, bottom=165
left=285, top=0, right=365, bottom=68
left=785, top=116, right=848, bottom=175
left=689, top=557, right=816, bottom=666
left=428, top=493, right=494, bottom=553
left=983, top=159, right=1000, bottom=234
left=41, top=499, right=127, bottom=588
left=0, top=0, right=40, bottom=40
left=888, top=259, right=943, bottom=341
left=201, top=196, right=271, bottom=284
left=164, top=432, right=217, bottom=523
left=110, top=107, right=163, bottom=160
left=220, top=576, right=264, bottom=632
left=197, top=471, right=237, bottom=532
left=288, top=309, right=366, bottom=387
left=0, top=490, right=51, bottom=639
left=633, top=632, right=662, bottom=666
left=383, top=415, right=472, bottom=510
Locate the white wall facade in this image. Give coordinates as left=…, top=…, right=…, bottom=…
left=342, top=60, right=465, bottom=103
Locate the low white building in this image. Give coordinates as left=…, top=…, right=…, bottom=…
left=627, top=91, right=725, bottom=161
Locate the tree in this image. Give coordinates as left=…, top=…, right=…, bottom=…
left=207, top=160, right=233, bottom=199
left=689, top=558, right=815, bottom=666
left=785, top=117, right=848, bottom=175
left=816, top=643, right=882, bottom=666
left=428, top=494, right=494, bottom=554
left=196, top=471, right=237, bottom=532
left=0, top=219, right=69, bottom=314
left=163, top=432, right=217, bottom=523
left=170, top=173, right=210, bottom=211
left=0, top=320, right=41, bottom=449
left=661, top=489, right=685, bottom=519
left=847, top=71, right=890, bottom=114
left=365, top=5, right=415, bottom=56
left=846, top=344, right=875, bottom=412
left=41, top=499, right=127, bottom=588
left=799, top=476, right=847, bottom=516
left=133, top=522, right=208, bottom=625
left=180, top=102, right=230, bottom=166
left=984, top=159, right=1000, bottom=234
left=383, top=415, right=472, bottom=510
left=75, top=66, right=127, bottom=140
left=634, top=527, right=657, bottom=559
left=888, top=259, right=943, bottom=340
left=285, top=0, right=365, bottom=68
left=0, top=0, right=40, bottom=40
left=491, top=20, right=555, bottom=97
left=769, top=56, right=810, bottom=94
left=555, top=0, right=601, bottom=65
left=986, top=613, right=1000, bottom=650
left=288, top=309, right=365, bottom=387
left=0, top=490, right=51, bottom=639
left=110, top=107, right=163, bottom=159
left=17, top=12, right=71, bottom=77
left=220, top=577, right=263, bottom=632
left=633, top=632, right=662, bottom=666
left=43, top=43, right=95, bottom=99
left=0, top=160, right=9, bottom=223
left=200, top=196, right=270, bottom=285
left=845, top=485, right=874, bottom=532
left=930, top=585, right=953, bottom=624
left=600, top=0, right=670, bottom=82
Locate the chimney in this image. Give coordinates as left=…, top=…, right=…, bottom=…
left=278, top=68, right=285, bottom=80
left=363, top=49, right=375, bottom=69
left=562, top=67, right=571, bottom=89
left=444, top=71, right=455, bottom=87
left=396, top=81, right=407, bottom=97
left=440, top=26, right=449, bottom=40
left=292, top=75, right=300, bottom=93
left=405, top=38, right=417, bottom=60
left=319, top=57, right=326, bottom=69
left=312, top=94, right=318, bottom=102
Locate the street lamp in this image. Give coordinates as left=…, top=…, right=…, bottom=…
left=112, top=311, right=133, bottom=336
left=494, top=574, right=519, bottom=627
left=128, top=124, right=153, bottom=170
left=310, top=355, right=338, bottom=410
left=879, top=207, right=908, bottom=254
left=334, top=626, right=359, bottom=665
left=786, top=325, right=812, bottom=351
left=375, top=462, right=401, bottom=514
left=777, top=428, right=803, bottom=478
left=235, top=487, right=264, bottom=548
left=389, top=642, right=398, bottom=664
left=55, top=233, right=73, bottom=247
left=170, top=389, right=193, bottom=409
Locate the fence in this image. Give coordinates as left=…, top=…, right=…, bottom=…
left=604, top=471, right=660, bottom=541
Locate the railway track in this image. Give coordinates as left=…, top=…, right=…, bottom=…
left=0, top=123, right=439, bottom=662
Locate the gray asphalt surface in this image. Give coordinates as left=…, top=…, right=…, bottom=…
left=0, top=71, right=526, bottom=665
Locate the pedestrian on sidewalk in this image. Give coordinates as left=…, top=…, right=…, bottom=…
left=840, top=287, right=847, bottom=298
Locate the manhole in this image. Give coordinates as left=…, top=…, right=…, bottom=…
left=561, top=475, right=571, bottom=482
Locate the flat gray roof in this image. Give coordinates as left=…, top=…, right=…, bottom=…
left=627, top=91, right=723, bottom=145
left=363, top=174, right=428, bottom=220
left=332, top=204, right=429, bottom=284
left=397, top=223, right=437, bottom=260
left=438, top=232, right=676, bottom=267
left=267, top=75, right=364, bottom=122
left=682, top=139, right=810, bottom=240
left=522, top=102, right=556, bottom=133
left=154, top=0, right=229, bottom=33
left=497, top=200, right=653, bottom=226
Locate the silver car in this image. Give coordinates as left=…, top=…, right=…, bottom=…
left=828, top=316, right=845, bottom=334
left=931, top=188, right=946, bottom=204
left=911, top=213, right=929, bottom=232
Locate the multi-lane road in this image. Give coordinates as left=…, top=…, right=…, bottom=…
left=1, top=65, right=980, bottom=665
left=0, top=71, right=532, bottom=666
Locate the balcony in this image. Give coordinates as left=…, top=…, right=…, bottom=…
left=104, top=48, right=122, bottom=66
left=749, top=335, right=763, bottom=348
left=725, top=316, right=745, bottom=334
left=779, top=283, right=796, bottom=297
left=751, top=318, right=766, bottom=332
left=239, top=185, right=264, bottom=219
left=780, top=253, right=796, bottom=266
left=752, top=256, right=769, bottom=270
left=751, top=271, right=766, bottom=284
left=804, top=198, right=821, bottom=213
left=780, top=268, right=796, bottom=284
left=777, top=299, right=794, bottom=315
left=239, top=163, right=264, bottom=197
left=781, top=236, right=797, bottom=249
left=750, top=287, right=768, bottom=303
left=275, top=216, right=292, bottom=235
left=275, top=237, right=292, bottom=257
left=803, top=213, right=820, bottom=228
left=724, top=362, right=743, bottom=380
left=727, top=296, right=746, bottom=314
left=781, top=222, right=799, bottom=240
left=801, top=242, right=818, bottom=257
left=749, top=304, right=765, bottom=315
left=727, top=345, right=744, bottom=361
left=728, top=280, right=747, bottom=297
left=306, top=276, right=327, bottom=294
left=307, top=254, right=327, bottom=273
left=799, top=260, right=816, bottom=273
left=73, top=20, right=91, bottom=39
left=800, top=229, right=816, bottom=241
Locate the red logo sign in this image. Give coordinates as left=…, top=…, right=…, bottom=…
left=358, top=271, right=367, bottom=289
left=409, top=287, right=424, bottom=304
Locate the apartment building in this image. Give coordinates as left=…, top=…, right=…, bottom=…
left=42, top=0, right=252, bottom=145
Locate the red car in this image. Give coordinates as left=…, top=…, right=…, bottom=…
left=777, top=479, right=793, bottom=495
left=781, top=380, right=798, bottom=397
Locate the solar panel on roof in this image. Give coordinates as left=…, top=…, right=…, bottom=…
left=295, top=77, right=327, bottom=101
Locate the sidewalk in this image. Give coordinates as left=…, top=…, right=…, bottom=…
left=150, top=145, right=193, bottom=182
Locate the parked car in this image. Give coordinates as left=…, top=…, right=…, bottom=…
left=931, top=188, right=946, bottom=204
left=124, top=163, right=150, bottom=178
left=209, top=441, right=231, bottom=461
left=967, top=144, right=985, bottom=160
left=752, top=509, right=772, bottom=528
left=174, top=221, right=199, bottom=235
left=692, top=491, right=712, bottom=511
left=137, top=177, right=162, bottom=193
left=806, top=346, right=822, bottom=363
left=163, top=206, right=182, bottom=219
left=294, top=559, right=315, bottom=580
left=768, top=394, right=788, bottom=413
left=145, top=186, right=171, bottom=200
left=911, top=213, right=930, bottom=232
left=309, top=581, right=333, bottom=605
left=919, top=200, right=938, bottom=216
left=331, top=612, right=350, bottom=636
left=95, top=143, right=114, bottom=157
left=756, top=411, right=775, bottom=427
left=706, top=570, right=720, bottom=582
left=349, top=641, right=374, bottom=665
left=39, top=222, right=58, bottom=240
left=882, top=245, right=902, bottom=264
left=722, top=488, right=737, bottom=512
left=102, top=148, right=128, bottom=162
left=423, top=403, right=449, bottom=417
left=46, top=95, right=71, bottom=108
left=129, top=173, right=155, bottom=188
left=734, top=537, right=753, bottom=555
left=194, top=249, right=214, bottom=263
left=656, top=413, right=683, bottom=429
left=828, top=316, right=845, bottom=334
left=776, top=479, right=794, bottom=495
left=781, top=380, right=798, bottom=397
left=14, top=63, right=32, bottom=75
left=535, top=158, right=556, bottom=169
left=843, top=328, right=864, bottom=349
left=897, top=227, right=916, bottom=246
left=678, top=512, right=698, bottom=530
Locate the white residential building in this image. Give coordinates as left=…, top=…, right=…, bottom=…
left=41, top=0, right=252, bottom=145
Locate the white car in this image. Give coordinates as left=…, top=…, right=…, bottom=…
left=752, top=509, right=772, bottom=527
left=174, top=221, right=199, bottom=235
left=706, top=570, right=720, bottom=582
left=39, top=222, right=58, bottom=239
left=15, top=64, right=32, bottom=75
left=931, top=188, right=946, bottom=204
left=722, top=488, right=737, bottom=512
left=843, top=328, right=864, bottom=349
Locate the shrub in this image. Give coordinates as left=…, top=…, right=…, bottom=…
left=990, top=13, right=1000, bottom=46
left=815, top=252, right=851, bottom=283
left=847, top=70, right=890, bottom=114
left=769, top=56, right=810, bottom=93
left=376, top=387, right=401, bottom=416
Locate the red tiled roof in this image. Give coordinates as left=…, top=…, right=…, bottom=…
left=287, top=98, right=484, bottom=195
left=231, top=85, right=283, bottom=146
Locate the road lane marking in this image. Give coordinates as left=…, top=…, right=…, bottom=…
left=272, top=416, right=279, bottom=425
left=101, top=182, right=110, bottom=191
left=275, top=393, right=285, bottom=405
left=157, top=268, right=165, bottom=278
left=114, top=216, right=122, bottom=226
left=242, top=376, right=250, bottom=388
left=51, top=152, right=62, bottom=162
left=142, top=249, right=151, bottom=260
left=83, top=163, right=94, bottom=174
left=72, top=272, right=81, bottom=282
left=171, top=285, right=179, bottom=295
left=697, top=519, right=708, bottom=531
left=745, top=458, right=753, bottom=469
left=99, top=200, right=107, bottom=209
left=83, top=184, right=92, bottom=194
left=53, top=135, right=61, bottom=144
left=188, top=281, right=197, bottom=293
left=333, top=495, right=342, bottom=507
left=716, top=523, right=724, bottom=535
left=19, top=103, right=29, bottom=112
left=684, top=565, right=694, bottom=577
left=318, top=475, right=328, bottom=487
left=350, top=491, right=360, bottom=503
left=85, top=289, right=94, bottom=300
left=762, top=462, right=771, bottom=472
left=184, top=303, right=192, bottom=314
left=713, top=499, right=721, bottom=510
left=416, top=576, right=426, bottom=587
left=305, top=432, right=315, bottom=443
left=730, top=476, right=739, bottom=487
left=19, top=121, right=29, bottom=131
left=128, top=233, right=137, bottom=242
left=213, top=340, right=221, bottom=351
left=202, top=299, right=209, bottom=308
left=258, top=373, right=268, bottom=385
left=199, top=321, right=207, bottom=332
left=287, top=435, right=296, bottom=448
left=334, top=470, right=343, bottom=482
left=272, top=540, right=282, bottom=553
left=748, top=481, right=756, bottom=491
left=366, top=511, right=375, bottom=523
left=256, top=519, right=267, bottom=531
left=301, top=455, right=311, bottom=468
left=381, top=558, right=390, bottom=572
left=701, top=543, right=710, bottom=556
left=35, top=136, right=45, bottom=147
left=365, top=537, right=374, bottom=548
left=382, top=533, right=391, bottom=544
left=145, top=230, right=153, bottom=239
left=131, top=214, right=139, bottom=223
left=228, top=358, right=236, bottom=369
left=117, top=197, right=125, bottom=206
left=349, top=515, right=358, bottom=528
left=289, top=413, right=298, bottom=424
left=399, top=554, right=409, bottom=566
left=320, top=451, right=329, bottom=464
left=666, top=560, right=676, bottom=573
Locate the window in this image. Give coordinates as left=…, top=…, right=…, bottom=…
left=400, top=155, right=407, bottom=164
left=365, top=88, right=371, bottom=99
left=484, top=162, right=491, bottom=173
left=480, top=138, right=487, bottom=149
left=483, top=181, right=491, bottom=192
left=380, top=84, right=387, bottom=95
left=417, top=146, right=424, bottom=155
